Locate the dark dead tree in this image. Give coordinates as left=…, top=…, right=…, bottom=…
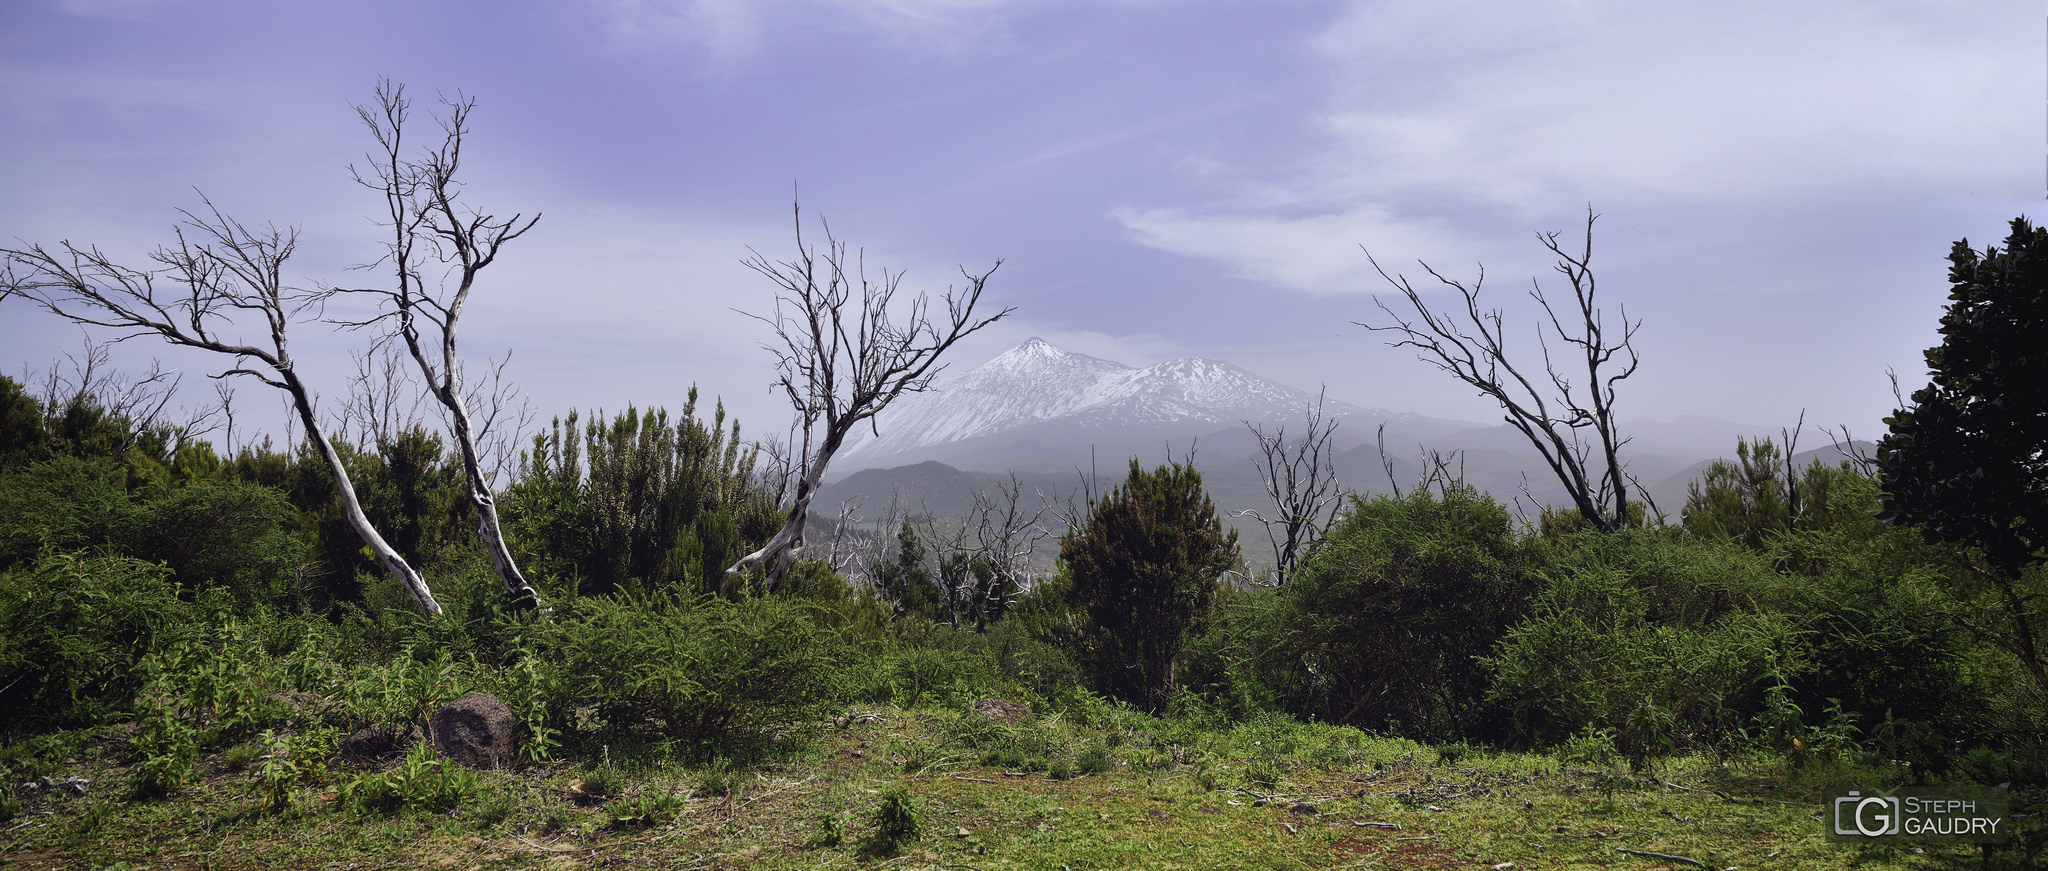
left=1358, top=208, right=1643, bottom=532
left=326, top=81, right=544, bottom=610
left=1232, top=390, right=1347, bottom=585
left=724, top=203, right=1010, bottom=594
left=1, top=200, right=443, bottom=613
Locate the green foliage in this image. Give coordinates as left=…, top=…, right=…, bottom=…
left=605, top=788, right=684, bottom=829
left=0, top=455, right=131, bottom=571
left=862, top=785, right=923, bottom=855
left=693, top=755, right=739, bottom=797
left=1485, top=531, right=1790, bottom=756
left=335, top=741, right=479, bottom=815
left=125, top=696, right=197, bottom=800
left=539, top=593, right=850, bottom=754
left=1684, top=438, right=1864, bottom=548
left=0, top=452, right=310, bottom=612
left=251, top=726, right=337, bottom=814
left=1265, top=487, right=1533, bottom=741
left=339, top=645, right=469, bottom=731
left=1059, top=459, right=1239, bottom=714
left=503, top=392, right=778, bottom=596
left=944, top=709, right=1058, bottom=772
left=873, top=520, right=941, bottom=620
left=818, top=810, right=847, bottom=847
left=1880, top=217, right=2048, bottom=577
left=0, top=552, right=191, bottom=736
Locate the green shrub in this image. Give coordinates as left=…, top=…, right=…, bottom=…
left=222, top=742, right=260, bottom=773
left=472, top=790, right=515, bottom=830
left=1060, top=460, right=1239, bottom=715
left=818, top=810, right=847, bottom=847
left=1484, top=532, right=1789, bottom=757
left=336, top=741, right=478, bottom=815
left=250, top=726, right=336, bottom=814
left=1075, top=743, right=1112, bottom=775
left=126, top=699, right=196, bottom=800
left=605, top=789, right=683, bottom=829
left=863, top=785, right=923, bottom=855
left=1266, top=487, right=1534, bottom=741
left=121, top=478, right=308, bottom=610
left=694, top=756, right=738, bottom=797
left=0, top=552, right=191, bottom=736
left=539, top=593, right=850, bottom=755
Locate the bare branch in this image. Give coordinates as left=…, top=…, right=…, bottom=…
left=2, top=199, right=442, bottom=614
left=1231, top=389, right=1348, bottom=585
left=1356, top=206, right=1644, bottom=531
left=723, top=199, right=1012, bottom=593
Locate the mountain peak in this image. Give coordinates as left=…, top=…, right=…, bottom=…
left=838, top=338, right=1365, bottom=466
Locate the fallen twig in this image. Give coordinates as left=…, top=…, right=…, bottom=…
left=1615, top=847, right=1704, bottom=867
left=1352, top=820, right=1402, bottom=830
left=953, top=776, right=999, bottom=784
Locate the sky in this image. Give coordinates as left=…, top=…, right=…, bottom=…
left=2, top=0, right=2041, bottom=461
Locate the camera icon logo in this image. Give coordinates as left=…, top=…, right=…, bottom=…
left=1834, top=791, right=1901, bottom=837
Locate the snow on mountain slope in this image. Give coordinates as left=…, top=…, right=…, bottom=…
left=838, top=337, right=1363, bottom=463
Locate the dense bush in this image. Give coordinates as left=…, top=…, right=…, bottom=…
left=1484, top=531, right=1792, bottom=758
left=539, top=592, right=852, bottom=756
left=1260, top=486, right=1535, bottom=742
left=0, top=553, right=193, bottom=736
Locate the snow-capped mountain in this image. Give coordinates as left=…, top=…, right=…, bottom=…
left=836, top=338, right=1372, bottom=467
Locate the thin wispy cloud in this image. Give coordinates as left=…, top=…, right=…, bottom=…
left=1116, top=0, right=2034, bottom=295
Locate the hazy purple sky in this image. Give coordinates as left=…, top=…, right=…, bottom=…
left=3, top=0, right=2039, bottom=454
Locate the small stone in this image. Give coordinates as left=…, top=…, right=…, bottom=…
left=956, top=826, right=971, bottom=838
left=972, top=698, right=1034, bottom=724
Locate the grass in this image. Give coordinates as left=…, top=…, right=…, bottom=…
left=0, top=705, right=1998, bottom=870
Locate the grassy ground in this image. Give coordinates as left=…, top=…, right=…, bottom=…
left=0, top=704, right=1994, bottom=870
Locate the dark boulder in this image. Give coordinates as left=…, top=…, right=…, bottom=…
left=429, top=692, right=518, bottom=769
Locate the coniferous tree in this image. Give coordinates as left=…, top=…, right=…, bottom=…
left=1880, top=217, right=2048, bottom=696
left=1060, top=460, right=1238, bottom=714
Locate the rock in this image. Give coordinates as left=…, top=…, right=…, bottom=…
left=971, top=698, right=1033, bottom=724
left=429, top=692, right=518, bottom=769
left=340, top=723, right=421, bottom=767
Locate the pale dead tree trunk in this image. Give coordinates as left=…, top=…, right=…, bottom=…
left=1231, top=389, right=1347, bottom=585
left=327, top=81, right=543, bottom=610
left=724, top=203, right=1011, bottom=594
left=968, top=472, right=1051, bottom=629
left=1357, top=207, right=1643, bottom=532
left=1, top=201, right=442, bottom=614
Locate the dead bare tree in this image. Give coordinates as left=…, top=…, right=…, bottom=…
left=724, top=202, right=1011, bottom=593
left=967, top=472, right=1052, bottom=628
left=333, top=344, right=428, bottom=449
left=1, top=200, right=443, bottom=614
left=1232, top=390, right=1347, bottom=585
left=1358, top=207, right=1643, bottom=532
left=326, top=81, right=543, bottom=610
left=23, top=338, right=223, bottom=455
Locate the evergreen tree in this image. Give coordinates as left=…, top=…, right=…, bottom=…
left=874, top=519, right=940, bottom=620
left=1879, top=217, right=2048, bottom=696
left=1059, top=460, right=1238, bottom=714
